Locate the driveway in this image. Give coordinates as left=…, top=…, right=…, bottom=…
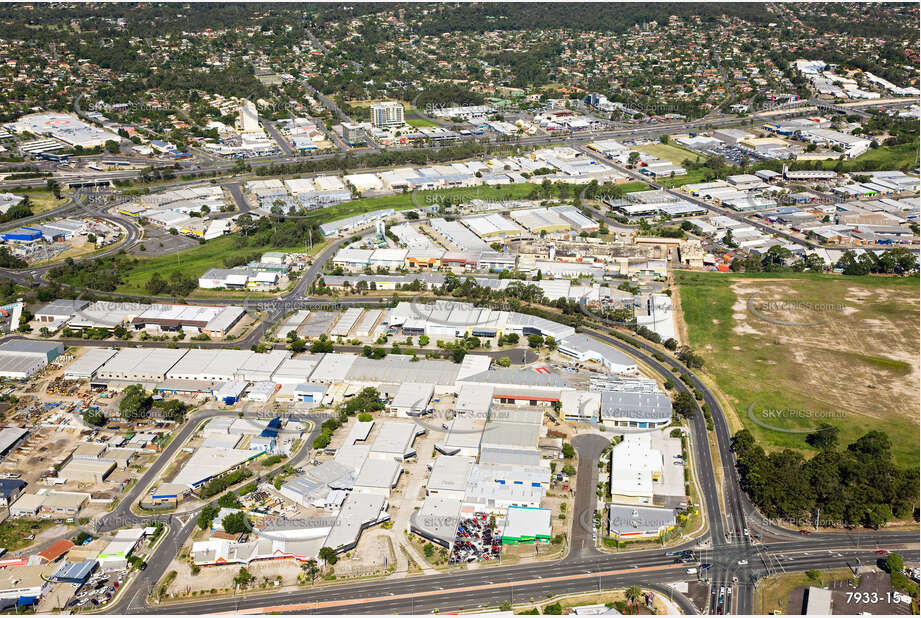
left=567, top=433, right=610, bottom=561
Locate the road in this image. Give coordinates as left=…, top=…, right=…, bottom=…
left=104, top=407, right=328, bottom=614
left=90, top=312, right=917, bottom=615
left=576, top=145, right=818, bottom=251
left=262, top=119, right=295, bottom=156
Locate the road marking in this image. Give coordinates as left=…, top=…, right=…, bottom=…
left=217, top=563, right=686, bottom=614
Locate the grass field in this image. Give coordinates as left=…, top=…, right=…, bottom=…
left=25, top=189, right=68, bottom=214
left=617, top=181, right=653, bottom=194
left=405, top=117, right=439, bottom=128
left=658, top=168, right=710, bottom=188
left=675, top=270, right=920, bottom=467
left=820, top=139, right=920, bottom=172
left=0, top=520, right=59, bottom=552
left=638, top=142, right=704, bottom=166
left=114, top=235, right=327, bottom=295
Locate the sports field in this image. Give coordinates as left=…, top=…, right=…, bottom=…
left=676, top=271, right=919, bottom=466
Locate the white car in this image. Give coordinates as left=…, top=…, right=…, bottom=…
left=737, top=559, right=748, bottom=566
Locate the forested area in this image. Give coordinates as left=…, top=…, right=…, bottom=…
left=732, top=428, right=919, bottom=528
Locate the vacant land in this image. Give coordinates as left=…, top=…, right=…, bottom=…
left=114, top=235, right=327, bottom=295
left=818, top=139, right=920, bottom=172
left=676, top=271, right=919, bottom=466
left=0, top=519, right=59, bottom=552
left=638, top=142, right=703, bottom=167
left=405, top=116, right=439, bottom=128
left=756, top=568, right=854, bottom=615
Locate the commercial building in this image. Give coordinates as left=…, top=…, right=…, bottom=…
left=508, top=208, right=571, bottom=234
left=607, top=504, right=676, bottom=539
left=353, top=458, right=402, bottom=497
left=171, top=447, right=262, bottom=489
left=599, top=391, right=672, bottom=430
left=410, top=495, right=462, bottom=548
left=131, top=304, right=245, bottom=337
left=0, top=427, right=28, bottom=461
left=64, top=348, right=117, bottom=380
left=501, top=506, right=552, bottom=544
left=57, top=459, right=115, bottom=484
left=8, top=112, right=120, bottom=148
left=551, top=206, right=599, bottom=232
left=560, top=391, right=602, bottom=423
left=558, top=334, right=638, bottom=374
left=0, top=340, right=57, bottom=367
left=609, top=433, right=664, bottom=501
left=320, top=209, right=395, bottom=237
left=0, top=564, right=56, bottom=606
left=0, top=479, right=26, bottom=506
left=96, top=348, right=188, bottom=382
left=426, top=456, right=475, bottom=500
left=9, top=493, right=45, bottom=517
left=35, top=299, right=90, bottom=325
left=462, top=214, right=525, bottom=240
left=369, top=422, right=423, bottom=460
left=389, top=383, right=434, bottom=417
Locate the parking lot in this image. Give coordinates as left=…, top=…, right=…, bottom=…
left=450, top=512, right=501, bottom=565
left=65, top=567, right=131, bottom=611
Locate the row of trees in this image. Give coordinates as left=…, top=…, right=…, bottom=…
left=731, top=428, right=918, bottom=528
left=730, top=246, right=918, bottom=275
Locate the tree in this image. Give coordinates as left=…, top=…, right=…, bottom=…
left=673, top=391, right=697, bottom=418
left=626, top=585, right=644, bottom=612
left=82, top=408, right=106, bottom=427
left=234, top=567, right=254, bottom=589
left=119, top=384, right=152, bottom=420
left=146, top=272, right=167, bottom=295
left=495, top=356, right=511, bottom=368
left=105, top=140, right=120, bottom=154
left=561, top=443, right=575, bottom=458
left=301, top=559, right=319, bottom=583
left=218, top=491, right=242, bottom=509
left=664, top=338, right=678, bottom=351
left=627, top=151, right=641, bottom=167
left=527, top=334, right=544, bottom=349
left=197, top=505, right=219, bottom=530
left=883, top=553, right=904, bottom=574
left=154, top=399, right=187, bottom=422
left=318, top=546, right=338, bottom=565
left=805, top=423, right=839, bottom=451
left=423, top=542, right=435, bottom=558
left=358, top=413, right=373, bottom=422
left=450, top=347, right=466, bottom=363
left=221, top=511, right=249, bottom=535
left=310, top=334, right=334, bottom=353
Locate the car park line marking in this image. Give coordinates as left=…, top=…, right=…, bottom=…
left=219, top=563, right=686, bottom=614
